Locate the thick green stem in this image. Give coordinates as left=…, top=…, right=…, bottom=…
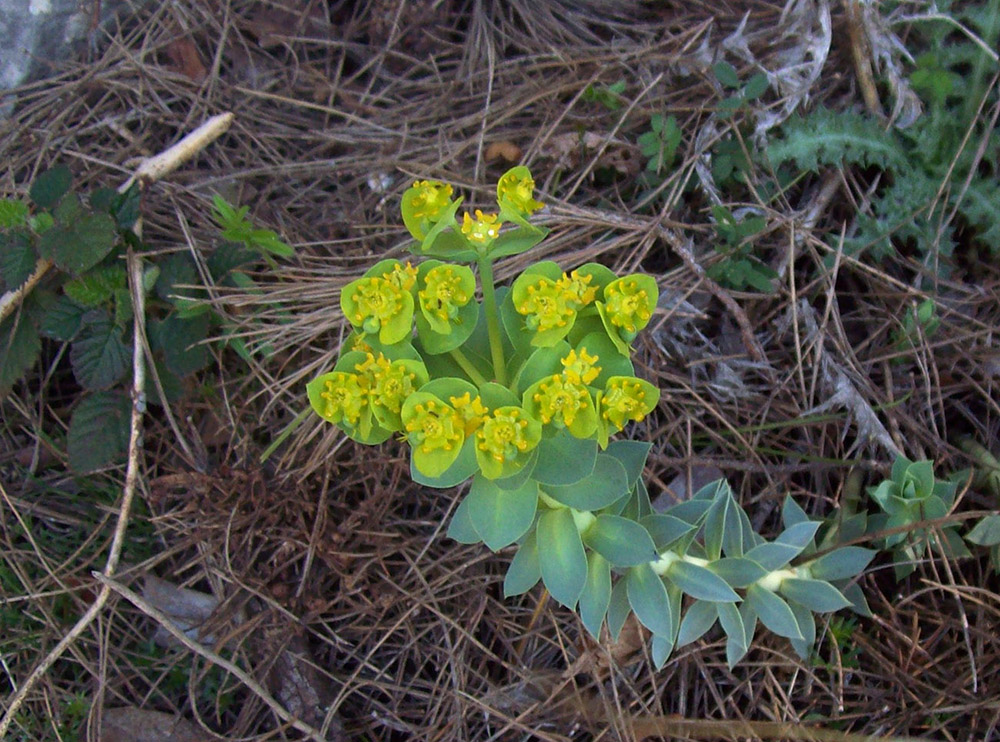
left=477, top=255, right=507, bottom=386
left=449, top=348, right=489, bottom=387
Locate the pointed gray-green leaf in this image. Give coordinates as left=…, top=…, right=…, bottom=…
left=467, top=475, right=537, bottom=551
left=779, top=578, right=850, bottom=613
left=746, top=584, right=803, bottom=640
left=841, top=581, right=872, bottom=617
left=717, top=602, right=748, bottom=668
left=532, top=430, right=597, bottom=485
left=504, top=532, right=541, bottom=597
left=641, top=514, right=696, bottom=551
left=676, top=600, right=718, bottom=648
left=579, top=551, right=612, bottom=640
left=703, top=487, right=728, bottom=561
left=722, top=494, right=746, bottom=557
left=744, top=542, right=801, bottom=571
left=607, top=577, right=630, bottom=642
left=776, top=520, right=821, bottom=550
left=787, top=599, right=816, bottom=661
left=667, top=561, right=740, bottom=602
left=651, top=633, right=674, bottom=670
left=710, top=557, right=768, bottom=588
left=70, top=312, right=130, bottom=390
left=446, top=494, right=482, bottom=545
left=537, top=508, right=588, bottom=608
left=583, top=515, right=659, bottom=567
left=627, top=564, right=673, bottom=638
left=67, top=391, right=130, bottom=472
left=966, top=514, right=1000, bottom=547
left=604, top=440, right=651, bottom=488
left=782, top=494, right=810, bottom=529
left=805, top=547, right=876, bottom=581
left=545, top=454, right=628, bottom=511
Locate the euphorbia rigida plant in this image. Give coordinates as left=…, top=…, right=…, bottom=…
left=308, top=167, right=873, bottom=668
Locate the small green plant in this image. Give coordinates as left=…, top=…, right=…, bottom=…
left=0, top=166, right=293, bottom=471
left=866, top=456, right=969, bottom=580
left=705, top=205, right=776, bottom=292
left=712, top=61, right=769, bottom=119
left=637, top=114, right=682, bottom=175
left=307, top=167, right=873, bottom=668
left=581, top=80, right=626, bottom=111
left=891, top=298, right=940, bottom=360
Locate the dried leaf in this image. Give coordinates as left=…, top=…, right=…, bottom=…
left=165, top=38, right=207, bottom=83
left=100, top=707, right=213, bottom=742
left=142, top=574, right=219, bottom=647
left=539, top=132, right=641, bottom=176
left=485, top=141, right=523, bottom=163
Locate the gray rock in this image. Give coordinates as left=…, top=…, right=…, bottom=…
left=1, top=0, right=142, bottom=115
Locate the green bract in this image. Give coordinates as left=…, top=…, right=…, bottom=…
left=306, top=167, right=871, bottom=670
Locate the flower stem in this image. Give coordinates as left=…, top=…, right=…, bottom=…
left=477, top=255, right=507, bottom=386
left=449, top=348, right=489, bottom=387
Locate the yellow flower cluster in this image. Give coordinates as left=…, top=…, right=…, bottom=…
left=513, top=270, right=597, bottom=343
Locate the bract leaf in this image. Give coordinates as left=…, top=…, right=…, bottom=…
left=640, top=514, right=696, bottom=551
left=583, top=514, right=659, bottom=567
left=805, top=547, right=876, bottom=581
left=579, top=551, right=612, bottom=640
left=532, top=429, right=597, bottom=485
left=746, top=584, right=803, bottom=640
left=446, top=494, right=482, bottom=545
left=676, top=600, right=718, bottom=648
left=667, top=561, right=740, bottom=602
left=544, top=454, right=628, bottom=510
left=537, top=508, right=588, bottom=608
left=604, top=439, right=651, bottom=488
left=467, top=474, right=538, bottom=551
left=779, top=578, right=850, bottom=613
left=504, top=531, right=541, bottom=596
left=627, top=564, right=673, bottom=638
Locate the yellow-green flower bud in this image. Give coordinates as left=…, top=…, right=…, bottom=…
left=496, top=166, right=544, bottom=216
left=560, top=347, right=601, bottom=386
left=418, top=263, right=475, bottom=334
left=315, top=371, right=367, bottom=427
left=341, top=275, right=414, bottom=345
left=603, top=275, right=657, bottom=338
left=409, top=180, right=453, bottom=221
left=475, top=406, right=541, bottom=479
left=460, top=209, right=501, bottom=245
left=600, top=376, right=659, bottom=431
left=402, top=393, right=465, bottom=477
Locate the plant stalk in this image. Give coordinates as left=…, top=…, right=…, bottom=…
left=449, top=348, right=489, bottom=387
left=477, top=255, right=507, bottom=385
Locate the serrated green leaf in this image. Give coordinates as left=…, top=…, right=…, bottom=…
left=780, top=578, right=850, bottom=613
left=0, top=199, right=30, bottom=229
left=805, top=547, right=876, bottom=581
left=504, top=531, right=541, bottom=596
left=67, top=391, right=131, bottom=472
left=627, top=564, right=673, bottom=637
left=38, top=295, right=86, bottom=341
left=746, top=584, right=803, bottom=640
left=579, top=551, right=612, bottom=640
left=544, top=454, right=628, bottom=510
left=0, top=314, right=41, bottom=396
left=0, top=229, right=36, bottom=290
left=667, top=561, right=741, bottom=602
left=583, top=514, right=659, bottom=567
left=467, top=475, right=537, bottom=551
left=63, top=264, right=127, bottom=308
left=37, top=212, right=118, bottom=275
left=30, top=165, right=72, bottom=209
left=966, top=515, right=1000, bottom=547
left=70, top=312, right=130, bottom=390
left=537, top=508, right=588, bottom=608
left=713, top=61, right=741, bottom=89
left=445, top=494, right=481, bottom=545
left=676, top=600, right=718, bottom=648
left=150, top=313, right=212, bottom=377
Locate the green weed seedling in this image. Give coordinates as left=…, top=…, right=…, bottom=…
left=307, top=167, right=873, bottom=668
left=712, top=61, right=769, bottom=120
left=637, top=114, right=682, bottom=176
left=866, top=456, right=970, bottom=580
left=0, top=166, right=294, bottom=471
left=582, top=80, right=627, bottom=111
left=705, top=205, right=776, bottom=293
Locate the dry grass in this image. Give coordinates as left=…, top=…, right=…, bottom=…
left=2, top=0, right=999, bottom=740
